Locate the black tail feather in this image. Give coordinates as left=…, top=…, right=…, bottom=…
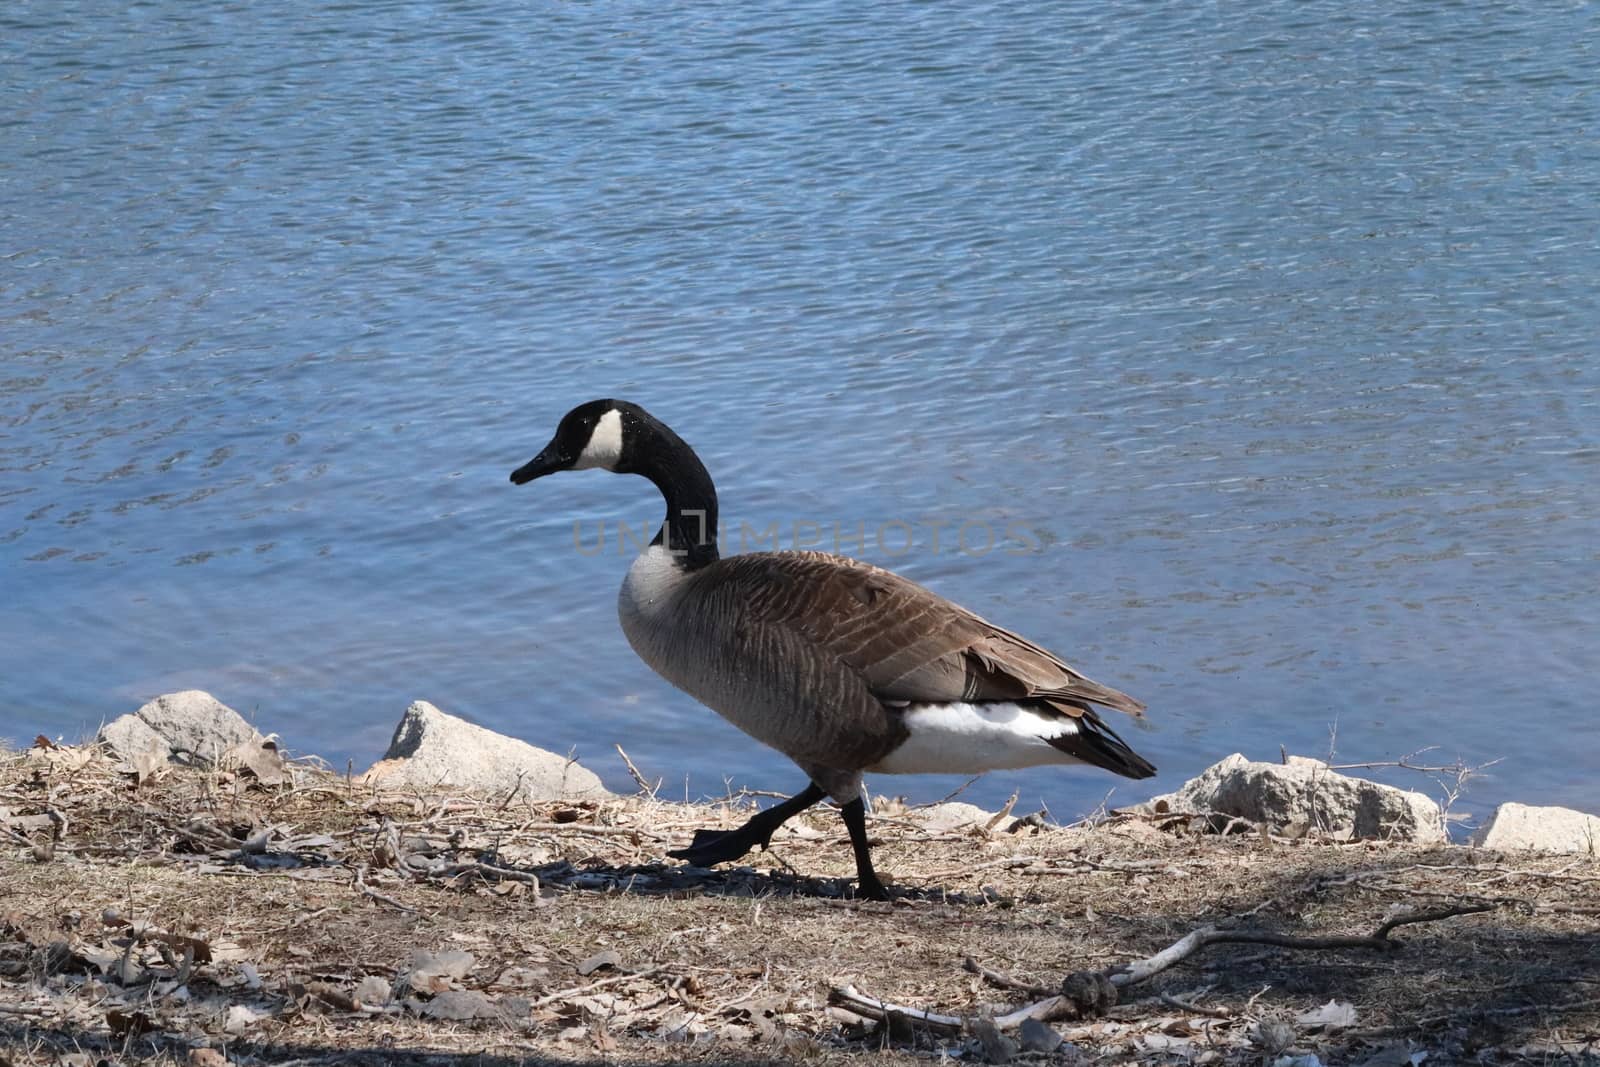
left=1045, top=709, right=1157, bottom=780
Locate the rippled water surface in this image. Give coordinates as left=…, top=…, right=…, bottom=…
left=4, top=1, right=1597, bottom=822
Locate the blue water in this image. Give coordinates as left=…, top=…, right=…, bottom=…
left=4, top=1, right=1597, bottom=824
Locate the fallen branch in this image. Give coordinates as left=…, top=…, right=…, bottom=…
left=832, top=902, right=1499, bottom=1038
left=831, top=983, right=1073, bottom=1035
left=1112, top=902, right=1496, bottom=986
left=961, top=956, right=1053, bottom=997
left=431, top=860, right=542, bottom=884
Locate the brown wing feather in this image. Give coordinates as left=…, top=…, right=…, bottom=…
left=709, top=550, right=1146, bottom=719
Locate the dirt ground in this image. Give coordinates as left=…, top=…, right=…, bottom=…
left=1, top=741, right=1596, bottom=1066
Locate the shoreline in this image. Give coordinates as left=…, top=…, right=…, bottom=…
left=3, top=698, right=1598, bottom=1066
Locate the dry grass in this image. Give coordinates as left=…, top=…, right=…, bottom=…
left=1, top=741, right=1597, bottom=1066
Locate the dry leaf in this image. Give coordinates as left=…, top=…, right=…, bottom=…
left=225, top=739, right=288, bottom=786
left=355, top=974, right=392, bottom=1008
left=307, top=981, right=357, bottom=1012
left=972, top=1017, right=1014, bottom=1064
left=223, top=1004, right=264, bottom=1033
left=131, top=748, right=168, bottom=785
left=1255, top=1019, right=1296, bottom=1054
left=576, top=948, right=621, bottom=976
left=418, top=989, right=497, bottom=1020
left=490, top=965, right=549, bottom=990
left=107, top=1008, right=156, bottom=1038
left=407, top=948, right=475, bottom=992
left=1296, top=999, right=1358, bottom=1030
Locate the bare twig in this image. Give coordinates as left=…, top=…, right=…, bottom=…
left=984, top=792, right=1019, bottom=832
left=1159, top=991, right=1231, bottom=1017
left=614, top=744, right=661, bottom=798
left=527, top=965, right=666, bottom=1010
left=935, top=775, right=983, bottom=804
left=1353, top=994, right=1600, bottom=1038
left=353, top=868, right=418, bottom=914
left=515, top=820, right=672, bottom=842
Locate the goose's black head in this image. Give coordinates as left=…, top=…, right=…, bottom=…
left=510, top=398, right=720, bottom=566
left=510, top=399, right=642, bottom=484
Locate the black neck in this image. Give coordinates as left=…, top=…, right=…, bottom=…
left=629, top=416, right=719, bottom=570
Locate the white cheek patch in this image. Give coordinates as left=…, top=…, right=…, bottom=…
left=572, top=408, right=623, bottom=470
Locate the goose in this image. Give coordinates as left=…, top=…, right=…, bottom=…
left=510, top=399, right=1155, bottom=900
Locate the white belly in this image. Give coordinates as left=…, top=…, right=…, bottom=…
left=867, top=702, right=1083, bottom=775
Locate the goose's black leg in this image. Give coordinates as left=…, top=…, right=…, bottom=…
left=669, top=782, right=826, bottom=867
left=839, top=796, right=890, bottom=901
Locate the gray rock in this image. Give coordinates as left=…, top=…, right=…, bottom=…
left=135, top=690, right=262, bottom=761
left=1144, top=753, right=1445, bottom=844
left=1018, top=1017, right=1064, bottom=1054
left=1471, top=803, right=1600, bottom=855
left=99, top=690, right=264, bottom=768
left=99, top=714, right=169, bottom=763
left=360, top=700, right=609, bottom=801
left=414, top=989, right=499, bottom=1021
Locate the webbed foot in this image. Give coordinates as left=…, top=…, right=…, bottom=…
left=667, top=826, right=768, bottom=867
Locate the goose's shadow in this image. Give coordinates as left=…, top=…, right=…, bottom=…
left=522, top=858, right=1000, bottom=906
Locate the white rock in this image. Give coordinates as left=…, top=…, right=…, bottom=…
left=99, top=690, right=263, bottom=768
left=360, top=701, right=609, bottom=801
left=909, top=801, right=1002, bottom=833
left=223, top=1003, right=265, bottom=1033
left=1471, top=803, right=1600, bottom=855
left=1144, top=753, right=1445, bottom=844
